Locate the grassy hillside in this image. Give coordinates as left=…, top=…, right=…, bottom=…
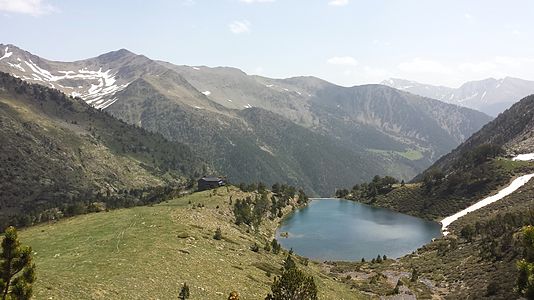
left=394, top=173, right=534, bottom=299
left=343, top=153, right=534, bottom=221
left=0, top=72, right=206, bottom=228
left=19, top=187, right=365, bottom=299
left=417, top=94, right=534, bottom=180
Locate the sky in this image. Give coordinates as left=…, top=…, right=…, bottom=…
left=1, top=0, right=534, bottom=87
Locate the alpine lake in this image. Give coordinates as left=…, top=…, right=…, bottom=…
left=276, top=198, right=442, bottom=261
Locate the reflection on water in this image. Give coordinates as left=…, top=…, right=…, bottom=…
left=276, top=198, right=441, bottom=261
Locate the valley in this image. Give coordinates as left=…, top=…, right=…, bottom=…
left=1, top=56, right=533, bottom=299
left=2, top=3, right=534, bottom=298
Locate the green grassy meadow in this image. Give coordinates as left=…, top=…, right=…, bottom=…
left=19, top=187, right=365, bottom=299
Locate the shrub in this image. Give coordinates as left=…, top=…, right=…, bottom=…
left=265, top=266, right=317, bottom=300
left=214, top=227, right=222, bottom=240
left=250, top=243, right=260, bottom=252
left=179, top=282, right=190, bottom=299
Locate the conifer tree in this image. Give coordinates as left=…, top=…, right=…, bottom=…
left=411, top=268, right=419, bottom=282
left=283, top=254, right=296, bottom=271
left=517, top=225, right=534, bottom=299
left=265, top=266, right=317, bottom=300
left=179, top=282, right=190, bottom=299
left=1, top=226, right=36, bottom=300
left=271, top=239, right=281, bottom=255
left=214, top=227, right=222, bottom=240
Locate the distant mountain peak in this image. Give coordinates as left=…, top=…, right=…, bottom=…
left=95, top=48, right=138, bottom=62
left=383, top=77, right=534, bottom=116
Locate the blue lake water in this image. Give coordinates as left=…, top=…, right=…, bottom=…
left=276, top=198, right=442, bottom=261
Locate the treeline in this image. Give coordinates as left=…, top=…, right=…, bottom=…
left=234, top=182, right=309, bottom=230
left=0, top=183, right=192, bottom=231
left=336, top=175, right=399, bottom=200
left=419, top=144, right=506, bottom=197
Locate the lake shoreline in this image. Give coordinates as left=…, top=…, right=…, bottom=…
left=275, top=198, right=442, bottom=262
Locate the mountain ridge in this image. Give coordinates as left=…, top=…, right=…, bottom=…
left=382, top=77, right=534, bottom=116
left=0, top=43, right=492, bottom=195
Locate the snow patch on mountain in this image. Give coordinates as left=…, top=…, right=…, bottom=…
left=1, top=57, right=130, bottom=110
left=513, top=153, right=534, bottom=161
left=441, top=153, right=534, bottom=235
left=7, top=62, right=25, bottom=72
left=0, top=47, right=12, bottom=61
left=457, top=92, right=478, bottom=103
left=441, top=173, right=534, bottom=235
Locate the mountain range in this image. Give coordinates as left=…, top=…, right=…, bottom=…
left=382, top=77, right=534, bottom=116
left=3, top=42, right=534, bottom=299
left=0, top=44, right=491, bottom=195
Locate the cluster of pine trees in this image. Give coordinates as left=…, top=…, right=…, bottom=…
left=420, top=144, right=507, bottom=197
left=233, top=183, right=309, bottom=229
left=338, top=175, right=399, bottom=200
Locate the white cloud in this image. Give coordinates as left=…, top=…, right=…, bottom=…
left=0, top=0, right=56, bottom=16
left=398, top=58, right=453, bottom=74
left=239, top=0, right=275, bottom=3
left=464, top=13, right=473, bottom=20
left=329, top=0, right=349, bottom=6
left=229, top=20, right=251, bottom=34
left=327, top=56, right=358, bottom=66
